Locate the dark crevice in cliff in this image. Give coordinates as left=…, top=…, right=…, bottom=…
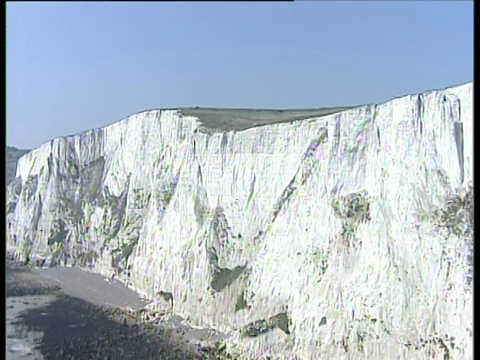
left=81, top=156, right=106, bottom=205
left=206, top=206, right=247, bottom=292
left=270, top=127, right=328, bottom=225
left=242, top=312, right=291, bottom=338
left=191, top=150, right=212, bottom=226
left=441, top=94, right=464, bottom=184
left=245, top=174, right=256, bottom=210
left=235, top=291, right=251, bottom=312
left=416, top=95, right=424, bottom=137
left=210, top=264, right=247, bottom=293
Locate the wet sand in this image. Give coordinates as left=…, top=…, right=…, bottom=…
left=33, top=266, right=148, bottom=311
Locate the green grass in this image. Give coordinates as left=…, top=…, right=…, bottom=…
left=181, top=106, right=356, bottom=132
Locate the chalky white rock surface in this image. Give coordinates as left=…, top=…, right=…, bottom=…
left=7, top=83, right=473, bottom=359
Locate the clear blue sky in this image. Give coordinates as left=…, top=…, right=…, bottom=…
left=7, top=1, right=473, bottom=149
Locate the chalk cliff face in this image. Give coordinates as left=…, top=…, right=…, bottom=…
left=7, top=83, right=473, bottom=359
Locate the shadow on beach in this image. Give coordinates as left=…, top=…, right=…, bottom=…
left=6, top=258, right=224, bottom=360
left=17, top=294, right=205, bottom=360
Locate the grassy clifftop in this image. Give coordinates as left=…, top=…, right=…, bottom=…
left=180, top=106, right=355, bottom=132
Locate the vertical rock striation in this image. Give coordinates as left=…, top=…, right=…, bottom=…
left=6, top=83, right=473, bottom=359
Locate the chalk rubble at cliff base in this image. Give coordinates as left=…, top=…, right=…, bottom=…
left=7, top=83, right=473, bottom=359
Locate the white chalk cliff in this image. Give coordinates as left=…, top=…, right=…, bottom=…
left=6, top=83, right=473, bottom=359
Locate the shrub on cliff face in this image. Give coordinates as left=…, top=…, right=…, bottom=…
left=432, top=184, right=473, bottom=287
left=331, top=191, right=371, bottom=249
left=159, top=180, right=176, bottom=204
left=433, top=184, right=473, bottom=238
left=311, top=247, right=329, bottom=280
left=331, top=191, right=371, bottom=223
left=47, top=219, right=69, bottom=246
